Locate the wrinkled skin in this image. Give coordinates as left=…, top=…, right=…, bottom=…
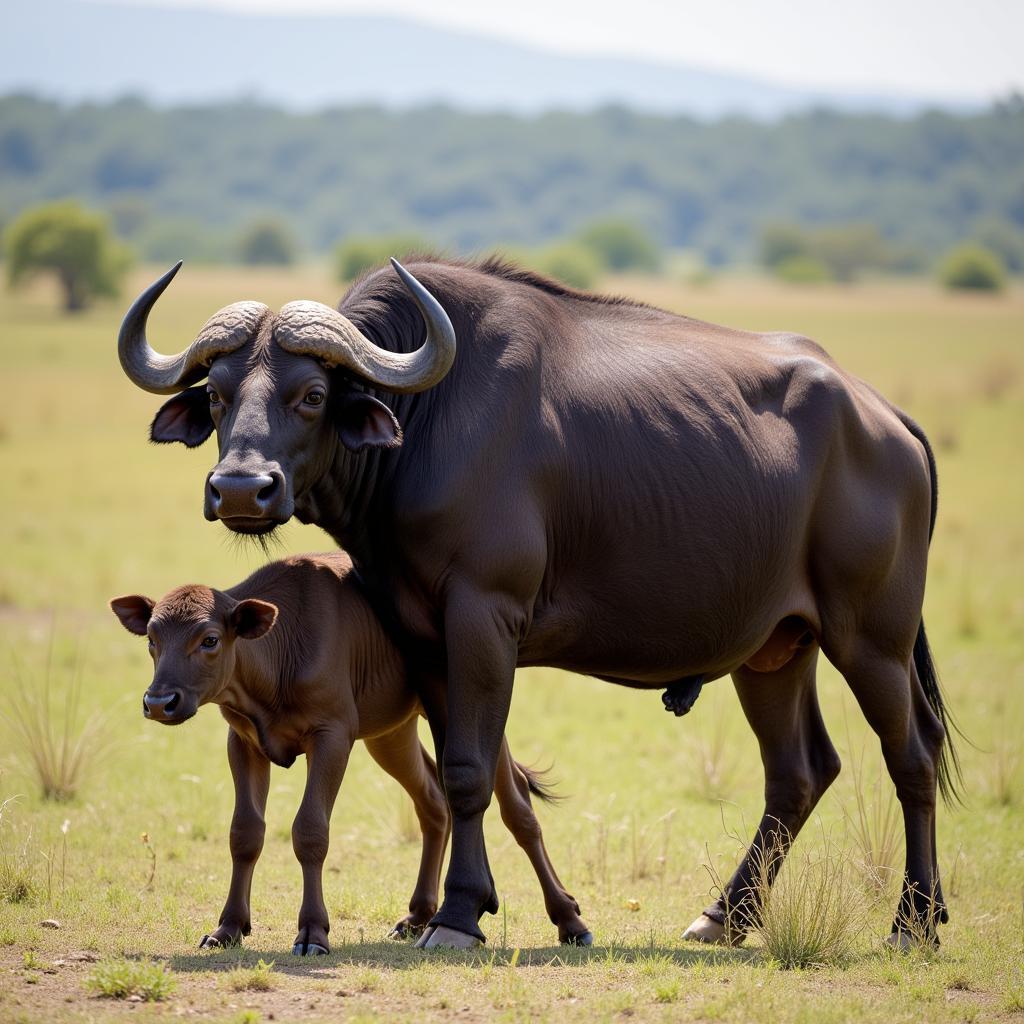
left=111, top=552, right=591, bottom=954
left=125, top=258, right=957, bottom=948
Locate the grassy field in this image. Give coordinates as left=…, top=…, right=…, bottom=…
left=1, top=265, right=1022, bottom=1023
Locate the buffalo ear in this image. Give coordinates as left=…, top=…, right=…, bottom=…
left=231, top=599, right=278, bottom=640
left=335, top=393, right=403, bottom=452
left=150, top=386, right=214, bottom=447
left=110, top=595, right=156, bottom=636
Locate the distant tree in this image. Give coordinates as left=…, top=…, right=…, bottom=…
left=4, top=200, right=131, bottom=312
left=577, top=220, right=661, bottom=273
left=811, top=224, right=890, bottom=282
left=938, top=243, right=1007, bottom=291
left=335, top=234, right=431, bottom=281
left=536, top=242, right=602, bottom=289
left=972, top=218, right=1024, bottom=274
left=238, top=218, right=297, bottom=265
left=774, top=255, right=833, bottom=284
left=759, top=223, right=810, bottom=269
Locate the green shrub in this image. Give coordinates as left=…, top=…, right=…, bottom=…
left=760, top=222, right=810, bottom=269
left=774, top=255, right=833, bottom=284
left=536, top=242, right=602, bottom=289
left=939, top=242, right=1007, bottom=291
left=4, top=200, right=132, bottom=311
left=237, top=218, right=296, bottom=265
left=335, top=234, right=431, bottom=281
left=86, top=958, right=176, bottom=1001
left=577, top=219, right=661, bottom=272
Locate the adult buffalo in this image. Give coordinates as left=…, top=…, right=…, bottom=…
left=118, top=257, right=958, bottom=949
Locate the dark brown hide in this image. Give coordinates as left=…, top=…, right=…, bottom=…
left=121, top=257, right=957, bottom=946
left=111, top=552, right=590, bottom=952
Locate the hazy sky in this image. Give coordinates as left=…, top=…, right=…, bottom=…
left=120, top=0, right=1023, bottom=101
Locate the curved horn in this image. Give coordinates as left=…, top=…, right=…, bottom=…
left=274, top=258, right=455, bottom=394
left=118, top=262, right=270, bottom=395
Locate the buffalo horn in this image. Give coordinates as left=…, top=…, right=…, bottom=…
left=118, top=262, right=270, bottom=394
left=274, top=258, right=455, bottom=394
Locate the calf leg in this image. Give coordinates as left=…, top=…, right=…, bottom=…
left=200, top=729, right=270, bottom=949
left=685, top=645, right=841, bottom=945
left=291, top=728, right=352, bottom=955
left=363, top=718, right=450, bottom=939
left=493, top=737, right=592, bottom=945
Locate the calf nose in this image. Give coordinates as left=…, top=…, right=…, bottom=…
left=142, top=690, right=181, bottom=721
left=205, top=471, right=284, bottom=521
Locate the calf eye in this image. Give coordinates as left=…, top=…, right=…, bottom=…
left=303, top=389, right=325, bottom=407
left=207, top=388, right=221, bottom=406
left=200, top=635, right=219, bottom=649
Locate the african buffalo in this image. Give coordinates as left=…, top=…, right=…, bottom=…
left=110, top=551, right=591, bottom=953
left=118, top=257, right=958, bottom=949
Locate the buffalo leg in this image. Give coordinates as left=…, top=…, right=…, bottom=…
left=200, top=728, right=270, bottom=949
left=418, top=594, right=517, bottom=949
left=363, top=718, right=450, bottom=938
left=291, top=728, right=352, bottom=955
left=493, top=737, right=592, bottom=945
left=834, top=643, right=946, bottom=944
left=685, top=644, right=841, bottom=944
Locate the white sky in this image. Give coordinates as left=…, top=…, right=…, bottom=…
left=120, top=0, right=1024, bottom=100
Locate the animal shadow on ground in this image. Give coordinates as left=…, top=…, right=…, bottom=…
left=168, top=941, right=758, bottom=976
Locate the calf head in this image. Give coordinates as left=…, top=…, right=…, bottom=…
left=110, top=586, right=278, bottom=724
left=118, top=259, right=455, bottom=536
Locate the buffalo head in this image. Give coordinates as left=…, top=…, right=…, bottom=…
left=110, top=587, right=278, bottom=724
left=118, top=260, right=455, bottom=535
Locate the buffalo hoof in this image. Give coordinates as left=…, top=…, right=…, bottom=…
left=414, top=925, right=483, bottom=950
left=199, top=930, right=241, bottom=950
left=292, top=941, right=329, bottom=956
left=388, top=918, right=428, bottom=940
left=885, top=931, right=938, bottom=952
left=562, top=930, right=593, bottom=947
left=683, top=914, right=744, bottom=946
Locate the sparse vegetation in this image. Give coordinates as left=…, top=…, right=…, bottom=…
left=86, top=958, right=177, bottom=1001
left=1, top=646, right=113, bottom=802
left=223, top=958, right=278, bottom=992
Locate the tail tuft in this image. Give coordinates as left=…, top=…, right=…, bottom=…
left=516, top=761, right=565, bottom=804
left=914, top=620, right=964, bottom=807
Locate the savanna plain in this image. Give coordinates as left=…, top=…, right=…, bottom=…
left=0, top=265, right=1022, bottom=1023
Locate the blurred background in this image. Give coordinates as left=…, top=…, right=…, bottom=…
left=1, top=0, right=1023, bottom=292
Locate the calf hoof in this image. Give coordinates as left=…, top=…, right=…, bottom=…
left=562, top=930, right=593, bottom=947
left=414, top=925, right=483, bottom=950
left=683, top=914, right=744, bottom=946
left=199, top=927, right=243, bottom=950
left=388, top=917, right=428, bottom=940
left=292, top=941, right=329, bottom=956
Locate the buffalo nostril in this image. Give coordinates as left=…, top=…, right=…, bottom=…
left=256, top=478, right=278, bottom=504
left=209, top=481, right=222, bottom=503
left=165, top=692, right=180, bottom=713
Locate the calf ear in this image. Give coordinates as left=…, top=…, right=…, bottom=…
left=335, top=393, right=403, bottom=452
left=150, top=386, right=214, bottom=447
left=110, top=595, right=156, bottom=636
left=231, top=599, right=279, bottom=640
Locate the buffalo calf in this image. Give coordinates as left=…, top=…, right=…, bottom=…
left=111, top=552, right=591, bottom=953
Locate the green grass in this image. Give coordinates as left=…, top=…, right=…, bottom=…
left=85, top=957, right=177, bottom=1000
left=0, top=266, right=1022, bottom=1022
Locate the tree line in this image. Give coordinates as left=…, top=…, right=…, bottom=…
left=1, top=93, right=1022, bottom=267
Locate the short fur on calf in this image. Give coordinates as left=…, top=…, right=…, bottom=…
left=111, top=552, right=591, bottom=952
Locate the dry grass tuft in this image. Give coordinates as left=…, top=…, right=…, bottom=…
left=752, top=827, right=869, bottom=969
left=86, top=958, right=177, bottom=1001
left=2, top=640, right=115, bottom=801
left=222, top=958, right=278, bottom=993
left=0, top=796, right=37, bottom=904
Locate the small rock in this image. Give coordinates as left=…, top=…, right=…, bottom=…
left=40, top=919, right=61, bottom=929
left=128, top=994, right=143, bottom=1002
left=625, top=899, right=641, bottom=912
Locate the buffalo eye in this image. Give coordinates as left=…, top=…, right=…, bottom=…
left=207, top=387, right=221, bottom=407
left=303, top=389, right=325, bottom=407
left=200, top=635, right=219, bottom=650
